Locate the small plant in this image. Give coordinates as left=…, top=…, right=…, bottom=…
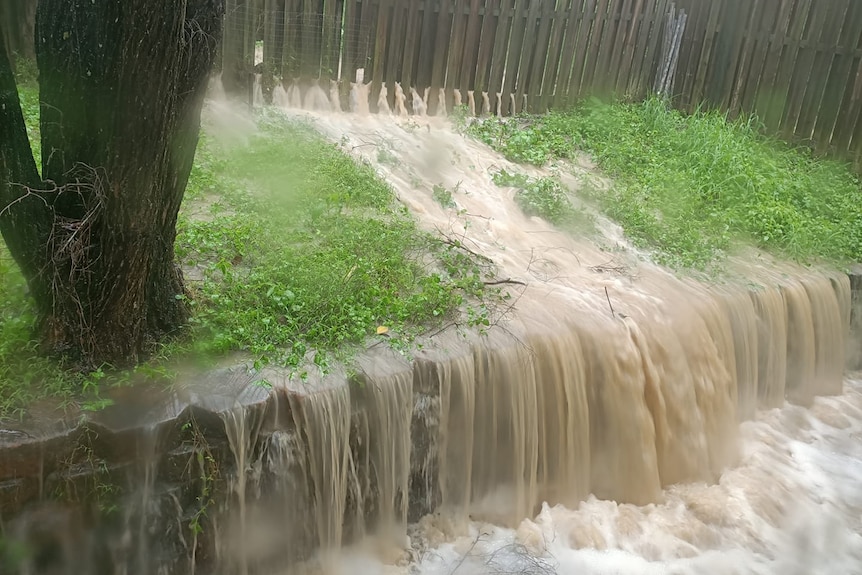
left=450, top=104, right=471, bottom=131
left=492, top=169, right=574, bottom=225
left=402, top=119, right=420, bottom=133
left=491, top=169, right=531, bottom=188
left=11, top=56, right=39, bottom=86
left=55, top=427, right=122, bottom=517
left=432, top=184, right=457, bottom=209
left=377, top=147, right=398, bottom=166
left=468, top=115, right=577, bottom=165
left=182, top=417, right=219, bottom=540
left=515, top=177, right=573, bottom=224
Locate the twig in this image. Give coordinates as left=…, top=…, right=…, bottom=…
left=604, top=286, right=615, bottom=319
left=424, top=321, right=459, bottom=340
left=434, top=226, right=494, bottom=264
left=0, top=182, right=54, bottom=217
left=589, top=258, right=627, bottom=275
left=450, top=533, right=484, bottom=575
left=483, top=278, right=526, bottom=286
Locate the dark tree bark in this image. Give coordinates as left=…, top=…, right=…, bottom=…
left=0, top=27, right=44, bottom=303
left=0, top=0, right=37, bottom=62
left=0, top=0, right=224, bottom=368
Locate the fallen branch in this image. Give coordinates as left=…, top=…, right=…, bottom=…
left=604, top=286, right=615, bottom=319
left=589, top=258, right=628, bottom=275
left=434, top=227, right=495, bottom=264
left=484, top=278, right=527, bottom=287
left=425, top=321, right=459, bottom=340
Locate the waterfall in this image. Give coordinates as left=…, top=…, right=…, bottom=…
left=437, top=88, right=448, bottom=117
left=394, top=83, right=408, bottom=118
left=303, top=84, right=332, bottom=112
left=252, top=74, right=263, bottom=108
left=481, top=92, right=491, bottom=116
left=411, top=87, right=427, bottom=117
left=202, top=271, right=853, bottom=571
left=7, top=75, right=860, bottom=575
left=349, top=82, right=370, bottom=115
left=377, top=84, right=391, bottom=115
left=286, top=83, right=302, bottom=109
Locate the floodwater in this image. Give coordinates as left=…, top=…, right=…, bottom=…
left=200, top=77, right=862, bottom=575
left=407, top=378, right=862, bottom=575
left=312, top=378, right=862, bottom=575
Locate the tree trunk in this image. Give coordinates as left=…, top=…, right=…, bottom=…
left=0, top=0, right=224, bottom=368
left=0, top=0, right=37, bottom=62
left=0, top=27, right=46, bottom=310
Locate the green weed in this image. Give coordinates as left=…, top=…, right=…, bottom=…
left=12, top=57, right=39, bottom=86
left=450, top=104, right=472, bottom=132
left=491, top=169, right=574, bottom=225
left=177, top=112, right=490, bottom=369
left=490, top=169, right=595, bottom=234
left=432, top=184, right=457, bottom=209
left=468, top=97, right=862, bottom=270
left=181, top=416, right=219, bottom=538
left=0, top=249, right=77, bottom=417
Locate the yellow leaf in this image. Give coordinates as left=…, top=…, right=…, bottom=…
left=376, top=326, right=389, bottom=335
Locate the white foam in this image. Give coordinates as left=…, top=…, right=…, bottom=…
left=408, top=379, right=862, bottom=575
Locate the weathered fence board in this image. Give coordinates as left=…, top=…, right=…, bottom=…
left=816, top=2, right=862, bottom=153
left=474, top=0, right=500, bottom=94
left=223, top=0, right=862, bottom=163
left=556, top=0, right=591, bottom=106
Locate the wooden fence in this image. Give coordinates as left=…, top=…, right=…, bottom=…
left=223, top=0, right=862, bottom=161
left=223, top=0, right=677, bottom=116
left=671, top=0, right=862, bottom=158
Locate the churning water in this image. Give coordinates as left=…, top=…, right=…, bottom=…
left=299, top=378, right=862, bottom=575
left=405, top=379, right=862, bottom=575
left=196, top=77, right=862, bottom=575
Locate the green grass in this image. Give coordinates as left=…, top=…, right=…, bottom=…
left=177, top=111, right=492, bottom=368
left=0, top=93, right=496, bottom=418
left=14, top=83, right=41, bottom=171
left=0, top=250, right=77, bottom=415
left=468, top=97, right=862, bottom=270
left=491, top=169, right=575, bottom=225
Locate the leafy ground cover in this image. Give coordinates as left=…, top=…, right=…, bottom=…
left=467, top=97, right=862, bottom=271
left=0, top=88, right=497, bottom=418
left=177, top=111, right=495, bottom=368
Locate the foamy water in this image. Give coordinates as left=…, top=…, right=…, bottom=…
left=313, top=379, right=862, bottom=575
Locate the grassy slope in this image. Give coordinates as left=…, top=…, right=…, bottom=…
left=468, top=97, right=862, bottom=271
left=0, top=91, right=493, bottom=418
left=7, top=89, right=859, bottom=417
left=177, top=111, right=492, bottom=368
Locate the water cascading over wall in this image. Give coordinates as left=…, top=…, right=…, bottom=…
left=201, top=269, right=853, bottom=573
left=0, top=269, right=855, bottom=575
